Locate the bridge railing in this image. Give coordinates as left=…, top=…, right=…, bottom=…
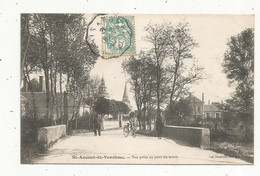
left=163, top=125, right=210, bottom=149
left=38, top=125, right=66, bottom=146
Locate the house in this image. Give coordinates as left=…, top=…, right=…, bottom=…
left=204, top=104, right=222, bottom=118
left=188, top=94, right=204, bottom=118
left=187, top=93, right=222, bottom=119
left=21, top=76, right=90, bottom=120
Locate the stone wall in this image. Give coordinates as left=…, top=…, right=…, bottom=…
left=163, top=125, right=210, bottom=149
left=38, top=125, right=66, bottom=146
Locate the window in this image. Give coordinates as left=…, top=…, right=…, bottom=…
left=197, top=106, right=201, bottom=113
left=216, top=113, right=220, bottom=118
left=206, top=113, right=210, bottom=118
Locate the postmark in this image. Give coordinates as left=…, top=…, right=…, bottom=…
left=86, top=14, right=136, bottom=59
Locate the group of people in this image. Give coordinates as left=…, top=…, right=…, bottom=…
left=93, top=113, right=164, bottom=139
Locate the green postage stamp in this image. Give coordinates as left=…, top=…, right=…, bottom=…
left=102, top=15, right=136, bottom=57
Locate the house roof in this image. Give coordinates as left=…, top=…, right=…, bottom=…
left=204, top=104, right=221, bottom=112
left=187, top=94, right=203, bottom=103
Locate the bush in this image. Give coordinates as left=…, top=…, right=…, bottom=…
left=210, top=141, right=254, bottom=163
left=21, top=110, right=49, bottom=163
left=68, top=112, right=94, bottom=131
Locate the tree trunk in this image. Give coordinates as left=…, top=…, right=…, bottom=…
left=50, top=65, right=55, bottom=124
left=148, top=104, right=152, bottom=130
left=118, top=113, right=122, bottom=127
left=64, top=91, right=69, bottom=129
left=44, top=70, right=51, bottom=123
left=24, top=67, right=37, bottom=118
left=143, top=102, right=147, bottom=130
left=75, top=95, right=83, bottom=130
left=137, top=109, right=142, bottom=130
left=59, top=72, right=63, bottom=123
left=54, top=61, right=59, bottom=124
left=21, top=14, right=30, bottom=84
left=156, top=59, right=161, bottom=121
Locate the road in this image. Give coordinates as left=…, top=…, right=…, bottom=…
left=34, top=122, right=249, bottom=164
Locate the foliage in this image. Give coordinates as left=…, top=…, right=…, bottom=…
left=122, top=51, right=157, bottom=129
left=116, top=101, right=131, bottom=114
left=222, top=28, right=254, bottom=112
left=94, top=97, right=110, bottom=115
left=123, top=21, right=203, bottom=129
left=166, top=22, right=203, bottom=107
left=21, top=14, right=98, bottom=123
left=109, top=100, right=129, bottom=115
left=21, top=110, right=49, bottom=163
left=167, top=98, right=193, bottom=120
left=68, top=112, right=93, bottom=131
left=210, top=141, right=253, bottom=163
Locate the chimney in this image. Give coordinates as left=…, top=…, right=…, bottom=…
left=23, top=76, right=28, bottom=92
left=39, top=76, right=46, bottom=92
left=202, top=93, right=204, bottom=103
left=208, top=100, right=210, bottom=105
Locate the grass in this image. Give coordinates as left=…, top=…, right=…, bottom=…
left=209, top=141, right=254, bottom=163
left=137, top=129, right=254, bottom=163
left=21, top=142, right=47, bottom=164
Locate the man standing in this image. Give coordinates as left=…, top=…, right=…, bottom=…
left=94, top=114, right=102, bottom=136
left=156, top=117, right=163, bottom=139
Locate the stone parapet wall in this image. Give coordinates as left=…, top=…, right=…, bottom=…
left=163, top=125, right=210, bottom=149
left=38, top=125, right=66, bottom=146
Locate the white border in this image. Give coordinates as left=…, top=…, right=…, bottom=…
left=0, top=0, right=259, bottom=176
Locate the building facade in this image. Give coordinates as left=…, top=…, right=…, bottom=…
left=188, top=93, right=222, bottom=119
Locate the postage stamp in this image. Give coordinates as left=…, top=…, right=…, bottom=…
left=101, top=15, right=136, bottom=57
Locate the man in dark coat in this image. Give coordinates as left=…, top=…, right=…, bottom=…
left=94, top=114, right=102, bottom=136
left=156, top=117, right=163, bottom=139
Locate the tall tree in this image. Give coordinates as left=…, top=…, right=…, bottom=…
left=166, top=22, right=203, bottom=108
left=122, top=56, right=143, bottom=127
left=222, top=28, right=254, bottom=112
left=144, top=23, right=171, bottom=121
left=22, top=14, right=98, bottom=125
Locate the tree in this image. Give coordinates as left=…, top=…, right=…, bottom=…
left=117, top=101, right=131, bottom=115
left=167, top=98, right=192, bottom=124
left=122, top=56, right=144, bottom=128
left=21, top=14, right=98, bottom=126
left=109, top=99, right=130, bottom=127
left=85, top=76, right=102, bottom=113
left=122, top=52, right=157, bottom=129
left=21, top=14, right=31, bottom=83
left=94, top=97, right=110, bottom=115
left=144, top=23, right=171, bottom=121
left=222, top=28, right=254, bottom=113
left=166, top=22, right=203, bottom=108
left=124, top=22, right=202, bottom=128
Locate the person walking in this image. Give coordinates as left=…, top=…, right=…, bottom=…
left=94, top=114, right=102, bottom=136
left=156, top=117, right=163, bottom=139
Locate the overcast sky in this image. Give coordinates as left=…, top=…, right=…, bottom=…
left=89, top=14, right=254, bottom=109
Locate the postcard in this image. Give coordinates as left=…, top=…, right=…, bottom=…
left=20, top=13, right=254, bottom=165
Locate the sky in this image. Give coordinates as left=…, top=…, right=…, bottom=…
left=89, top=14, right=254, bottom=109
